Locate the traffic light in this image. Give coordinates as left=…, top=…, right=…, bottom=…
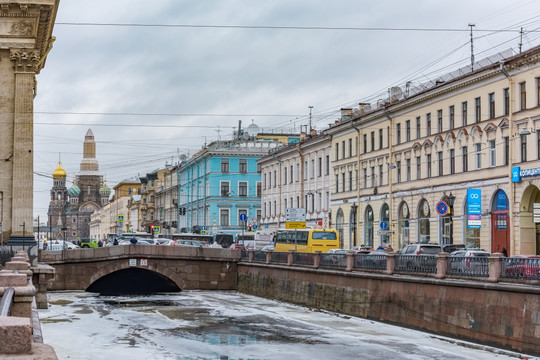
left=149, top=225, right=154, bottom=233
left=248, top=224, right=252, bottom=231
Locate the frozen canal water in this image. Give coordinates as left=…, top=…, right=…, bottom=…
left=39, top=290, right=531, bottom=360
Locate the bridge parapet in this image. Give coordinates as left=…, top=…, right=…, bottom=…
left=0, top=251, right=57, bottom=359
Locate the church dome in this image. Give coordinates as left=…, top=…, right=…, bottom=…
left=68, top=180, right=80, bottom=197
left=52, top=162, right=67, bottom=179
left=99, top=180, right=111, bottom=197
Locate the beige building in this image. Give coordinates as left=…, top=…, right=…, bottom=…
left=154, top=166, right=178, bottom=236
left=334, top=45, right=540, bottom=255
left=259, top=131, right=332, bottom=233
left=0, top=1, right=59, bottom=243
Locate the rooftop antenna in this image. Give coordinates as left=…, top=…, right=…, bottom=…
left=215, top=125, right=221, bottom=140
left=308, top=106, right=313, bottom=135
left=468, top=24, right=475, bottom=70
left=519, top=27, right=523, bottom=53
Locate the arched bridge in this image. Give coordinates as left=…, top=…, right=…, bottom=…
left=39, top=245, right=241, bottom=295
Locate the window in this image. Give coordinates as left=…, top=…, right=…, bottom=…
left=363, top=169, right=367, bottom=188
left=426, top=154, right=432, bottom=178
left=349, top=170, right=353, bottom=191
left=462, top=146, right=468, bottom=172
left=537, top=131, right=540, bottom=159
left=348, top=138, right=353, bottom=157
left=283, top=167, right=287, bottom=184
left=274, top=170, right=277, bottom=187
left=462, top=101, right=468, bottom=126
left=220, top=181, right=230, bottom=196
left=379, top=129, right=383, bottom=149
left=449, top=149, right=455, bottom=174
left=521, top=134, right=527, bottom=162
left=489, top=140, right=496, bottom=167
left=335, top=174, right=339, bottom=193
left=355, top=136, right=358, bottom=155
left=437, top=110, right=443, bottom=133
left=239, top=159, right=247, bottom=173
left=438, top=151, right=443, bottom=176
left=503, top=88, right=510, bottom=116
left=406, top=120, right=411, bottom=141
left=475, top=143, right=482, bottom=169
left=416, top=156, right=421, bottom=179
left=296, top=163, right=300, bottom=182
left=221, top=158, right=229, bottom=172
left=311, top=159, right=315, bottom=178
left=128, top=187, right=132, bottom=195
left=406, top=159, right=411, bottom=181
left=371, top=131, right=375, bottom=151
left=256, top=182, right=261, bottom=197
left=475, top=97, right=481, bottom=123
left=318, top=157, right=322, bottom=177
left=520, top=82, right=526, bottom=110
left=537, top=77, right=540, bottom=106
left=504, top=137, right=509, bottom=166
left=290, top=165, right=294, bottom=183
left=426, top=113, right=431, bottom=136
left=379, top=165, right=383, bottom=186
left=335, top=143, right=339, bottom=161
left=363, top=134, right=367, bottom=153
left=238, top=181, right=247, bottom=197
left=449, top=106, right=455, bottom=130
left=220, top=209, right=229, bottom=226
left=416, top=117, right=421, bottom=139
left=325, top=155, right=330, bottom=175
left=488, top=93, right=495, bottom=119
left=370, top=167, right=375, bottom=187
left=396, top=161, right=401, bottom=183
left=304, top=161, right=308, bottom=180
left=396, top=123, right=401, bottom=145
left=342, top=173, right=345, bottom=192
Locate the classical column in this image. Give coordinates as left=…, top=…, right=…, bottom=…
left=9, top=49, right=39, bottom=239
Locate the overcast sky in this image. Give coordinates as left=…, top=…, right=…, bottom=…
left=32, top=0, right=540, bottom=220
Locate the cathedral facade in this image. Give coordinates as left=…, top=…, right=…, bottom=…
left=47, top=129, right=110, bottom=241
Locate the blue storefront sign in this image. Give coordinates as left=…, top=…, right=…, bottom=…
left=495, top=191, right=508, bottom=210
left=513, top=166, right=540, bottom=182
left=467, top=189, right=481, bottom=215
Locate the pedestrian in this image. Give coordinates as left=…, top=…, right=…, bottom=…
left=502, top=247, right=508, bottom=257
left=98, top=239, right=103, bottom=247
left=386, top=245, right=394, bottom=253
left=113, top=238, right=119, bottom=246
left=130, top=237, right=138, bottom=244
left=43, top=239, right=48, bottom=250
left=377, top=244, right=384, bottom=250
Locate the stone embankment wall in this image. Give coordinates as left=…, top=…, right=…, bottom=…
left=0, top=250, right=57, bottom=359
left=236, top=263, right=540, bottom=356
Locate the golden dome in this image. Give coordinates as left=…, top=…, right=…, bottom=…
left=52, top=161, right=67, bottom=179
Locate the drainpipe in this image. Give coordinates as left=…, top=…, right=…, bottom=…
left=500, top=61, right=514, bottom=255
left=272, top=153, right=282, bottom=229
left=350, top=118, right=361, bottom=246
left=0, top=191, right=3, bottom=245
left=383, top=107, right=395, bottom=249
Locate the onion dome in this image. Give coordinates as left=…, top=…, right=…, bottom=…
left=52, top=162, right=67, bottom=179
left=68, top=179, right=81, bottom=197
left=99, top=179, right=111, bottom=197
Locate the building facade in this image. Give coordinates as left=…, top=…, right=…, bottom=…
left=259, top=131, right=332, bottom=234
left=336, top=45, right=540, bottom=255
left=177, top=140, right=280, bottom=235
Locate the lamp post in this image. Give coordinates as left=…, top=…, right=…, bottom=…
left=350, top=202, right=358, bottom=247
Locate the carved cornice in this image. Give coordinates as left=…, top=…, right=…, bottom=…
left=10, top=48, right=39, bottom=73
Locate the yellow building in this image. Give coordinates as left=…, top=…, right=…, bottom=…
left=335, top=45, right=540, bottom=255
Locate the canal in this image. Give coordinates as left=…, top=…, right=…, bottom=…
left=39, top=291, right=528, bottom=360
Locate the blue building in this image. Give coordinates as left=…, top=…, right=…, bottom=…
left=177, top=139, right=281, bottom=235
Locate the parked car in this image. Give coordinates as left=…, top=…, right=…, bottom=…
left=355, top=250, right=387, bottom=269
left=230, top=243, right=247, bottom=250
left=448, top=249, right=490, bottom=273
left=441, top=244, right=466, bottom=253
left=42, top=240, right=79, bottom=250
left=398, top=243, right=441, bottom=270
left=261, top=244, right=275, bottom=252
left=503, top=255, right=540, bottom=278
left=401, top=243, right=442, bottom=255
left=173, top=239, right=206, bottom=247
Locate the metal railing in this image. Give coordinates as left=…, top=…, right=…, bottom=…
left=501, top=257, right=540, bottom=280
left=446, top=256, right=489, bottom=277
left=320, top=253, right=347, bottom=269
left=293, top=252, right=316, bottom=267
left=0, top=247, right=14, bottom=267
left=252, top=251, right=267, bottom=262
left=0, top=287, right=14, bottom=317
left=353, top=253, right=386, bottom=270
left=270, top=251, right=289, bottom=264
left=395, top=254, right=437, bottom=274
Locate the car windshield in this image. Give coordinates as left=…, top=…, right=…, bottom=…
left=420, top=247, right=441, bottom=254
left=311, top=231, right=337, bottom=240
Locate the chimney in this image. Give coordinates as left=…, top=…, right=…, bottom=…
left=310, top=128, right=317, bottom=137
left=340, top=108, right=353, bottom=121
left=300, top=132, right=307, bottom=142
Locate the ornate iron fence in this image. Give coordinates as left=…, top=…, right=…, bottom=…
left=446, top=256, right=489, bottom=277
left=353, top=253, right=386, bottom=270
left=395, top=254, right=437, bottom=274
left=271, top=251, right=289, bottom=264
left=292, top=252, right=316, bottom=267
left=501, top=257, right=540, bottom=280
left=319, top=253, right=347, bottom=269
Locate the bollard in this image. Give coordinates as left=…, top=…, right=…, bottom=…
left=488, top=253, right=503, bottom=283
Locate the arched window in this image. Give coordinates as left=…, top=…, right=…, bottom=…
left=364, top=205, right=374, bottom=247
left=418, top=199, right=430, bottom=243
left=336, top=208, right=345, bottom=248
left=380, top=203, right=389, bottom=246
left=398, top=201, right=410, bottom=247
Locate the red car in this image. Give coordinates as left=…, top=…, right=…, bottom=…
left=230, top=243, right=247, bottom=250
left=504, top=255, right=540, bottom=279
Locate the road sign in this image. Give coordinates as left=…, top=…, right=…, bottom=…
left=252, top=224, right=258, bottom=230
left=201, top=226, right=206, bottom=230
left=436, top=201, right=449, bottom=216
left=377, top=230, right=393, bottom=236
left=380, top=221, right=388, bottom=230
left=117, top=215, right=124, bottom=223
left=153, top=226, right=161, bottom=234
left=285, top=221, right=306, bottom=229
left=239, top=213, right=247, bottom=222
left=286, top=208, right=306, bottom=222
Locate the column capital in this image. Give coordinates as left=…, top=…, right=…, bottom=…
left=10, top=48, right=40, bottom=73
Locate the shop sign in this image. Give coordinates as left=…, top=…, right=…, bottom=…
left=466, top=189, right=481, bottom=215
left=467, top=214, right=481, bottom=228
left=512, top=166, right=540, bottom=182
